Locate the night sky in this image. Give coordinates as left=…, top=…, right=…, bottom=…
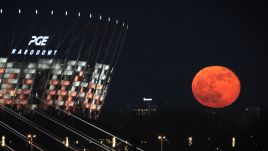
left=1, top=0, right=267, bottom=108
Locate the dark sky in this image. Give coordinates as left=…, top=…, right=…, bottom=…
left=1, top=0, right=267, bottom=108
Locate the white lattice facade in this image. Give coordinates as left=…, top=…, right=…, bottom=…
left=0, top=58, right=111, bottom=118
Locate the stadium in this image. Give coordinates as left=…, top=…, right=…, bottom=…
left=0, top=9, right=128, bottom=119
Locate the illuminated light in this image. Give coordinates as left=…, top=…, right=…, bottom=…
left=0, top=9, right=3, bottom=14
left=0, top=68, right=4, bottom=74
left=1, top=136, right=5, bottom=147
left=64, top=137, right=69, bottom=147
left=50, top=80, right=59, bottom=85
left=61, top=80, right=70, bottom=86
left=35, top=9, right=38, bottom=14
left=70, top=91, right=77, bottom=97
left=75, top=140, right=79, bottom=144
left=93, top=95, right=100, bottom=100
left=65, top=11, right=68, bottom=16
left=79, top=71, right=84, bottom=76
left=51, top=10, right=54, bottom=15
left=87, top=93, right=93, bottom=99
left=232, top=137, right=236, bottom=147
left=90, top=104, right=97, bottom=110
left=78, top=12, right=81, bottom=17
left=158, top=136, right=166, bottom=151
left=89, top=83, right=96, bottom=88
left=74, top=75, right=79, bottom=81
left=84, top=103, right=90, bottom=109
left=11, top=48, right=57, bottom=56
left=100, top=15, right=102, bottom=20
left=60, top=90, right=67, bottom=96
left=143, top=98, right=152, bottom=101
left=116, top=20, right=118, bottom=24
left=158, top=135, right=166, bottom=140
left=28, top=36, right=49, bottom=46
left=19, top=9, right=21, bottom=14
left=97, top=84, right=103, bottom=89
left=112, top=136, right=116, bottom=148
left=123, top=22, right=125, bottom=26
left=27, top=134, right=36, bottom=151
left=4, top=99, right=13, bottom=105
left=188, top=136, right=193, bottom=146
left=108, top=17, right=111, bottom=22
left=25, top=79, right=33, bottom=84
left=27, top=134, right=36, bottom=138
left=48, top=90, right=56, bottom=95
left=90, top=13, right=92, bottom=18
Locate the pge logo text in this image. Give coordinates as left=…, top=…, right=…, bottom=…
left=28, top=36, right=49, bottom=46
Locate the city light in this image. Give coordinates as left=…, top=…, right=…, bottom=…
left=188, top=136, right=193, bottom=146
left=124, top=141, right=129, bottom=151
left=1, top=136, right=5, bottom=147
left=112, top=136, right=116, bottom=148
left=27, top=134, right=36, bottom=151
left=27, top=134, right=36, bottom=139
left=143, top=98, right=152, bottom=101
left=64, top=137, right=69, bottom=147
left=232, top=137, right=236, bottom=147
left=158, top=136, right=166, bottom=140
left=158, top=135, right=166, bottom=151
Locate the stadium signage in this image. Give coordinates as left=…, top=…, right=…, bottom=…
left=28, top=36, right=49, bottom=46
left=11, top=35, right=58, bottom=56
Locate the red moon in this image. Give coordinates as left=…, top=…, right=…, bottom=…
left=192, top=66, right=241, bottom=108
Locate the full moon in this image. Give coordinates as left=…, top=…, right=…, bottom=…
left=192, top=66, right=241, bottom=108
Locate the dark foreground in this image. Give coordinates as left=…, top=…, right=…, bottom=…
left=0, top=105, right=267, bottom=151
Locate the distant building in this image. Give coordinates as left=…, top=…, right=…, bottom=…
left=131, top=98, right=160, bottom=116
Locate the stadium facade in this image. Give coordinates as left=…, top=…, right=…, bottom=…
left=0, top=9, right=127, bottom=119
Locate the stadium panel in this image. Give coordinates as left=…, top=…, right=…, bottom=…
left=0, top=9, right=127, bottom=119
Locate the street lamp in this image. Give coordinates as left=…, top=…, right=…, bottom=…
left=27, top=134, right=36, bottom=151
left=112, top=136, right=116, bottom=148
left=232, top=137, right=236, bottom=148
left=1, top=136, right=5, bottom=147
left=188, top=136, right=193, bottom=146
left=63, top=137, right=69, bottom=147
left=158, top=135, right=166, bottom=151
